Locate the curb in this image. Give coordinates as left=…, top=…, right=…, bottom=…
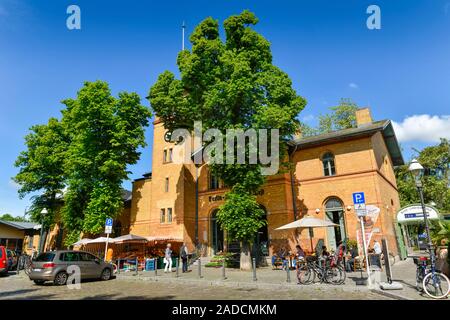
left=116, top=274, right=370, bottom=293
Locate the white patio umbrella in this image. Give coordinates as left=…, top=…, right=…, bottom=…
left=87, top=236, right=115, bottom=244
left=275, top=215, right=339, bottom=252
left=112, top=234, right=148, bottom=243
left=73, top=238, right=92, bottom=246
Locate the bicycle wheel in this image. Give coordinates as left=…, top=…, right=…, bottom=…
left=325, top=265, right=343, bottom=284
left=24, top=257, right=32, bottom=276
left=297, top=262, right=312, bottom=284
left=423, top=272, right=450, bottom=299
left=336, top=266, right=346, bottom=285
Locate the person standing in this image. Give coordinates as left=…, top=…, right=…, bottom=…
left=180, top=242, right=189, bottom=273
left=164, top=243, right=173, bottom=273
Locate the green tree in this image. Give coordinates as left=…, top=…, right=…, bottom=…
left=299, top=98, right=358, bottom=137
left=149, top=11, right=306, bottom=269
left=13, top=117, right=67, bottom=249
left=0, top=213, right=29, bottom=222
left=396, top=138, right=450, bottom=214
left=318, top=98, right=358, bottom=133
left=61, top=81, right=151, bottom=245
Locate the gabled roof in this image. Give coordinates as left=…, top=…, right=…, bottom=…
left=0, top=220, right=40, bottom=230
left=289, top=120, right=404, bottom=166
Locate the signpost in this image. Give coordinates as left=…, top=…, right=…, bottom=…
left=104, top=218, right=113, bottom=261
left=352, top=192, right=372, bottom=287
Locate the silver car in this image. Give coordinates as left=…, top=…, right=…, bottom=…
left=29, top=250, right=114, bottom=285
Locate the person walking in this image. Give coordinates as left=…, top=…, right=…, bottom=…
left=164, top=243, right=173, bottom=273
left=180, top=242, right=189, bottom=273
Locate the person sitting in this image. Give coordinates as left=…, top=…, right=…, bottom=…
left=319, top=246, right=330, bottom=266
left=277, top=247, right=289, bottom=270
left=335, top=241, right=346, bottom=265
left=345, top=246, right=358, bottom=272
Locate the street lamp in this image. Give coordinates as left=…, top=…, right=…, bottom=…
left=38, top=208, right=48, bottom=254
left=408, top=159, right=435, bottom=264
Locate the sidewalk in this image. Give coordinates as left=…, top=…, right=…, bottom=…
left=376, top=258, right=437, bottom=300
left=117, top=263, right=372, bottom=294
left=116, top=258, right=447, bottom=300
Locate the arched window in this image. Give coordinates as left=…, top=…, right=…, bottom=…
left=325, top=197, right=343, bottom=211
left=322, top=152, right=336, bottom=176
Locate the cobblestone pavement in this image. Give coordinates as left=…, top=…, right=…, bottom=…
left=0, top=273, right=390, bottom=300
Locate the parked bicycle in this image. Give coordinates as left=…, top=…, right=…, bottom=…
left=415, top=256, right=450, bottom=299
left=18, top=254, right=33, bottom=275
left=297, top=256, right=346, bottom=285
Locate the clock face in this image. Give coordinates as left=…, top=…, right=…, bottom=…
left=164, top=131, right=172, bottom=142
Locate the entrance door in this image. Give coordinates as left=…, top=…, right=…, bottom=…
left=324, top=198, right=347, bottom=252
left=210, top=210, right=224, bottom=255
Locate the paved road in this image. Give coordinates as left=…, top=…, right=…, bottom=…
left=0, top=273, right=390, bottom=300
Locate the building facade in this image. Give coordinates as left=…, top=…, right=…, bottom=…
left=128, top=108, right=404, bottom=257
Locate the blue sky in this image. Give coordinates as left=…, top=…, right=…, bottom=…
left=1, top=0, right=449, bottom=217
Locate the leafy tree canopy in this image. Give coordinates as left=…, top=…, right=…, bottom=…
left=13, top=117, right=67, bottom=228
left=395, top=138, right=450, bottom=213
left=301, top=98, right=358, bottom=137
left=61, top=81, right=151, bottom=244
left=0, top=213, right=29, bottom=222
left=149, top=11, right=305, bottom=246
left=14, top=81, right=151, bottom=246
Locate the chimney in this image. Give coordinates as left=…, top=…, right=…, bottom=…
left=355, top=107, right=373, bottom=127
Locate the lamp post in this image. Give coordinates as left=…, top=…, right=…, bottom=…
left=408, top=159, right=435, bottom=265
left=38, top=208, right=48, bottom=254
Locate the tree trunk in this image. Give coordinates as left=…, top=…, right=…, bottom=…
left=240, top=241, right=252, bottom=271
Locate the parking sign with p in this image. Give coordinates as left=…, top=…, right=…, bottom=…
left=352, top=192, right=365, bottom=204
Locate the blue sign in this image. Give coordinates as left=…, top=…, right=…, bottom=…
left=105, top=218, right=113, bottom=227
left=352, top=192, right=366, bottom=204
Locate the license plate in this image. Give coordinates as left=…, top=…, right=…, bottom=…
left=33, top=268, right=42, bottom=272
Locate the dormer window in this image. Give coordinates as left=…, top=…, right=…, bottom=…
left=322, top=152, right=336, bottom=177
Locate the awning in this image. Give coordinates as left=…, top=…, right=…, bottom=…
left=397, top=204, right=440, bottom=224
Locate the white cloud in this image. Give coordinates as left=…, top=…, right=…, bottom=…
left=392, top=115, right=450, bottom=143
left=349, top=83, right=358, bottom=89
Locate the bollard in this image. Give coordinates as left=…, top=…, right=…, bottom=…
left=154, top=258, right=158, bottom=277
left=252, top=258, right=257, bottom=281
left=286, top=264, right=291, bottom=283
left=198, top=257, right=203, bottom=278
left=117, top=258, right=121, bottom=274
left=222, top=258, right=227, bottom=280
left=135, top=257, right=139, bottom=276
left=176, top=256, right=179, bottom=278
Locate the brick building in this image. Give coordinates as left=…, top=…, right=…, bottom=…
left=128, top=108, right=404, bottom=257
